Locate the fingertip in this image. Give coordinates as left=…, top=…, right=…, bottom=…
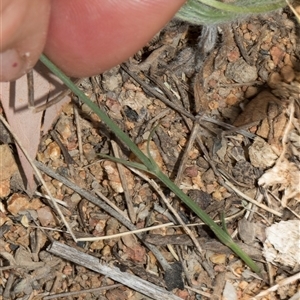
left=0, top=49, right=26, bottom=82
left=0, top=0, right=51, bottom=82
left=44, top=0, right=187, bottom=78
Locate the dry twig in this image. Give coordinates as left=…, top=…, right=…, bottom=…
left=47, top=241, right=182, bottom=300
left=111, top=141, right=136, bottom=223
left=251, top=272, right=300, bottom=299
left=34, top=161, right=172, bottom=272
left=0, top=114, right=76, bottom=240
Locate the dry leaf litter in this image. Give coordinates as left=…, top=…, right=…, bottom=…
left=0, top=8, right=300, bottom=300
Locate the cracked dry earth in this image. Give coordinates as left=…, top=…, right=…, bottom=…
left=1, top=7, right=300, bottom=300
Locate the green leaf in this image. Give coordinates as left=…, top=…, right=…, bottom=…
left=176, top=0, right=286, bottom=25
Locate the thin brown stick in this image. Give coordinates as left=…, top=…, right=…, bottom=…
left=145, top=108, right=171, bottom=132
left=0, top=115, right=76, bottom=241
left=127, top=166, right=216, bottom=278
left=277, top=99, right=295, bottom=164
left=34, top=191, right=69, bottom=207
left=74, top=106, right=84, bottom=163
left=33, top=78, right=83, bottom=113
left=47, top=241, right=182, bottom=300
left=77, top=206, right=246, bottom=242
left=50, top=130, right=75, bottom=165
left=174, top=122, right=200, bottom=186
left=34, top=161, right=172, bottom=272
left=185, top=285, right=212, bottom=298
left=27, top=70, right=34, bottom=108
left=252, top=272, right=300, bottom=299
left=43, top=284, right=122, bottom=300
left=76, top=222, right=173, bottom=242
left=223, top=179, right=282, bottom=217
left=94, top=189, right=129, bottom=220
left=121, top=63, right=256, bottom=139
left=232, top=24, right=253, bottom=65
left=111, top=141, right=136, bottom=223
left=2, top=273, right=15, bottom=299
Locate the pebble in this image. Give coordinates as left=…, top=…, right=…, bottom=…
left=71, top=193, right=81, bottom=205
left=55, top=115, right=73, bottom=140
left=245, top=86, right=258, bottom=98
left=7, top=193, right=30, bottom=215
left=280, top=65, right=295, bottom=83
left=270, top=45, right=285, bottom=66
left=225, top=58, right=257, bottom=83
left=226, top=93, right=239, bottom=105
left=37, top=206, right=56, bottom=227
left=45, top=142, right=61, bottom=160
left=268, top=72, right=283, bottom=88
left=185, top=166, right=198, bottom=178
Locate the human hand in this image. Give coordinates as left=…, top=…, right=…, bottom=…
left=0, top=0, right=186, bottom=82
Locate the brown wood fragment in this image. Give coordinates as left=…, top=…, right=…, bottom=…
left=47, top=241, right=182, bottom=300
left=145, top=234, right=263, bottom=261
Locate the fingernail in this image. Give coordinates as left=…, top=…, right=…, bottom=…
left=0, top=48, right=27, bottom=82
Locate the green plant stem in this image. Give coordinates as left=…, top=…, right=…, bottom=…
left=191, top=0, right=285, bottom=13
left=156, top=169, right=260, bottom=273
left=39, top=55, right=152, bottom=169
left=39, top=53, right=260, bottom=273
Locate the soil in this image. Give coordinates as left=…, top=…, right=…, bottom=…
left=1, top=7, right=300, bottom=300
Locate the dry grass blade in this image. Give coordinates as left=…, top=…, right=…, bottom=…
left=43, top=284, right=122, bottom=300
left=126, top=165, right=216, bottom=278
left=111, top=141, right=136, bottom=223
left=174, top=122, right=200, bottom=186
left=34, top=160, right=172, bottom=273
left=76, top=222, right=174, bottom=242
left=223, top=179, right=282, bottom=217
left=252, top=272, right=300, bottom=299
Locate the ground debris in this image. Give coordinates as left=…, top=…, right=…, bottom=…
left=0, top=7, right=299, bottom=300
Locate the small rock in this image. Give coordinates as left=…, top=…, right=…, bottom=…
left=0, top=211, right=10, bottom=226
left=227, top=47, right=240, bottom=62
left=202, top=168, right=215, bottom=184
left=83, top=143, right=96, bottom=162
left=55, top=115, right=73, bottom=140
left=270, top=45, right=285, bottom=66
left=70, top=193, right=81, bottom=205
left=197, top=157, right=209, bottom=170
left=225, top=58, right=257, bottom=83
left=223, top=281, right=237, bottom=300
left=135, top=141, right=164, bottom=170
left=102, top=66, right=122, bottom=92
left=37, top=206, right=56, bottom=227
left=245, top=86, right=258, bottom=98
left=106, top=98, right=123, bottom=120
left=226, top=93, right=239, bottom=106
left=280, top=65, right=295, bottom=83
left=7, top=193, right=30, bottom=215
left=268, top=72, right=283, bottom=88
left=249, top=137, right=278, bottom=169
left=91, top=240, right=105, bottom=251
left=210, top=253, right=226, bottom=264
left=212, top=189, right=223, bottom=201
left=256, top=119, right=270, bottom=139
left=45, top=142, right=61, bottom=160
left=263, top=220, right=300, bottom=268
left=208, top=100, right=219, bottom=110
